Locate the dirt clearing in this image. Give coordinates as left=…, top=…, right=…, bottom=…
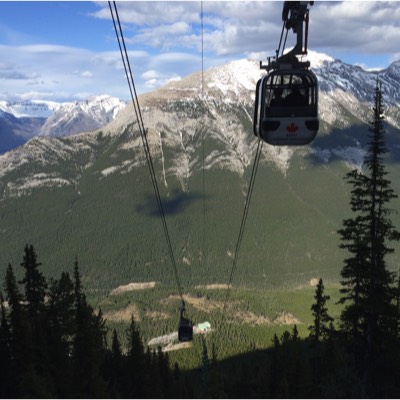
left=195, top=284, right=229, bottom=290
left=110, top=281, right=157, bottom=295
left=104, top=304, right=141, bottom=322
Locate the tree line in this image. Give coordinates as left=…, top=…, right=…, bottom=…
left=0, top=245, right=192, bottom=398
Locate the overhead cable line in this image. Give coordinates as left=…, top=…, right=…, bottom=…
left=276, top=21, right=286, bottom=59
left=108, top=1, right=184, bottom=300
left=223, top=18, right=284, bottom=295
left=201, top=0, right=207, bottom=273
left=211, top=137, right=263, bottom=359
left=222, top=139, right=263, bottom=311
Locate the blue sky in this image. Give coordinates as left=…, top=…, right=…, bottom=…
left=0, top=1, right=399, bottom=103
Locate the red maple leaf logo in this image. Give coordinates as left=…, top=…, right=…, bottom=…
left=287, top=122, right=299, bottom=133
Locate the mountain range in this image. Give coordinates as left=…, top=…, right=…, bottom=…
left=1, top=51, right=400, bottom=296
left=0, top=95, right=127, bottom=154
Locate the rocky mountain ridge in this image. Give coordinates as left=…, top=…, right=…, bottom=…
left=1, top=52, right=400, bottom=198
left=0, top=95, right=126, bottom=153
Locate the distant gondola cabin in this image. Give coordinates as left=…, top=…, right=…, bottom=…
left=178, top=315, right=193, bottom=342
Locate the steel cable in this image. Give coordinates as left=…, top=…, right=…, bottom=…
left=223, top=138, right=263, bottom=311
left=109, top=1, right=184, bottom=300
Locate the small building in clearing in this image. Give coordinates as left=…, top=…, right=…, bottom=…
left=194, top=321, right=211, bottom=334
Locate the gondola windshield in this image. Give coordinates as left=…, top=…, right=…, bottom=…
left=264, top=71, right=318, bottom=118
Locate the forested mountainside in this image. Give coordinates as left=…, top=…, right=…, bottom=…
left=1, top=54, right=400, bottom=292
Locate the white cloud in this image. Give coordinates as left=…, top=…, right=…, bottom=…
left=0, top=44, right=130, bottom=101
left=91, top=1, right=392, bottom=67
left=141, top=69, right=181, bottom=89
left=141, top=70, right=159, bottom=80
left=126, top=21, right=192, bottom=49
left=2, top=1, right=400, bottom=103
left=94, top=1, right=282, bottom=56
left=93, top=1, right=200, bottom=26
left=312, top=2, right=400, bottom=54
left=19, top=90, right=69, bottom=101
left=356, top=64, right=385, bottom=73
left=80, top=71, right=93, bottom=78
left=102, top=1, right=400, bottom=60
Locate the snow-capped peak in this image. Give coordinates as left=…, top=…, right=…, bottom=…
left=205, top=59, right=262, bottom=99
left=305, top=50, right=334, bottom=69
left=75, top=95, right=127, bottom=119
left=0, top=95, right=126, bottom=121
left=0, top=95, right=127, bottom=153
left=38, top=95, right=127, bottom=137
left=0, top=100, right=59, bottom=118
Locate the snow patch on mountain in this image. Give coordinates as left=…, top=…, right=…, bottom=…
left=0, top=96, right=126, bottom=151
left=307, top=50, right=334, bottom=69
left=39, top=95, right=126, bottom=137
left=263, top=145, right=295, bottom=176
left=207, top=59, right=262, bottom=98
left=311, top=146, right=366, bottom=172
left=333, top=147, right=366, bottom=171
left=101, top=165, right=122, bottom=177
left=0, top=100, right=58, bottom=118
left=6, top=174, right=71, bottom=197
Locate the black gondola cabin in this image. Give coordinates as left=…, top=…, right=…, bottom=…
left=178, top=315, right=193, bottom=342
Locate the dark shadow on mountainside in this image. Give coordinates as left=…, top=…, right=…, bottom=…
left=136, top=188, right=208, bottom=216
left=306, top=123, right=400, bottom=166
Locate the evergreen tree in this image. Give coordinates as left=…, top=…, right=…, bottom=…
left=338, top=213, right=368, bottom=344
left=292, top=324, right=300, bottom=342
left=396, top=270, right=400, bottom=337
left=19, top=245, right=53, bottom=396
left=111, top=328, right=122, bottom=359
left=124, top=316, right=148, bottom=398
left=309, top=278, right=333, bottom=343
left=126, top=315, right=144, bottom=361
left=73, top=256, right=82, bottom=305
left=338, top=80, right=400, bottom=396
left=4, top=263, right=47, bottom=397
left=47, top=272, right=75, bottom=349
left=269, top=333, right=281, bottom=398
left=156, top=347, right=172, bottom=398
left=47, top=272, right=75, bottom=397
left=71, top=260, right=108, bottom=398
left=0, top=293, right=12, bottom=398
left=104, top=328, right=124, bottom=397
left=308, top=279, right=334, bottom=397
left=19, top=244, right=47, bottom=318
